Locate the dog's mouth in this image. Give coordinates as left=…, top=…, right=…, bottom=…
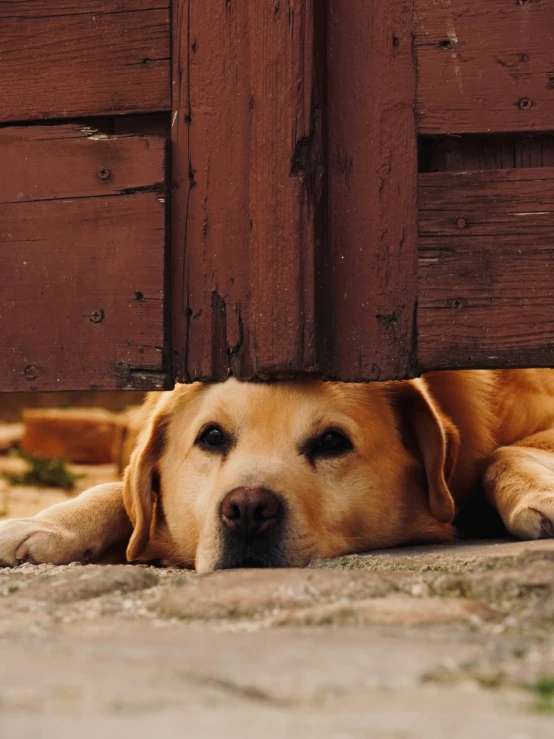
left=227, top=556, right=284, bottom=569
left=215, top=540, right=289, bottom=570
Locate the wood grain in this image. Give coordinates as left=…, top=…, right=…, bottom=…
left=415, top=0, right=554, bottom=134
left=0, top=125, right=166, bottom=203
left=326, top=0, right=418, bottom=380
left=419, top=168, right=554, bottom=212
left=170, top=0, right=251, bottom=381
left=247, top=1, right=321, bottom=375
left=171, top=1, right=324, bottom=381
left=0, top=1, right=170, bottom=122
left=0, top=127, right=167, bottom=391
left=0, top=1, right=169, bottom=16
left=418, top=168, right=554, bottom=369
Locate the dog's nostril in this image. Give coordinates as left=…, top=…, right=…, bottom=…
left=252, top=503, right=266, bottom=522
left=254, top=495, right=280, bottom=521
left=227, top=503, right=241, bottom=520
left=221, top=487, right=281, bottom=537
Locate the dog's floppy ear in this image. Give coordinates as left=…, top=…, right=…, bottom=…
left=391, top=380, right=460, bottom=524
left=123, top=401, right=169, bottom=562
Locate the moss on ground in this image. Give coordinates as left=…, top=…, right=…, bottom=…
left=2, top=450, right=84, bottom=490
left=525, top=675, right=554, bottom=714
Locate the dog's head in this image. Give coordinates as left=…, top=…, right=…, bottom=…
left=123, top=378, right=459, bottom=571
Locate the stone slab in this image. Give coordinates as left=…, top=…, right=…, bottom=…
left=1, top=539, right=554, bottom=738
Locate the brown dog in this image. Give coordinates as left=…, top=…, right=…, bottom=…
left=1, top=369, right=554, bottom=571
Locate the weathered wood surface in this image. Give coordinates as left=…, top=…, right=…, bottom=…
left=415, top=0, right=554, bottom=134
left=419, top=168, right=554, bottom=214
left=326, top=0, right=418, bottom=380
left=0, top=1, right=170, bottom=122
left=0, top=126, right=167, bottom=392
left=418, top=168, right=554, bottom=370
left=0, top=1, right=169, bottom=16
left=0, top=125, right=166, bottom=202
left=171, top=0, right=324, bottom=381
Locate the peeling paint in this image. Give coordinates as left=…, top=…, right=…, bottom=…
left=446, top=17, right=464, bottom=94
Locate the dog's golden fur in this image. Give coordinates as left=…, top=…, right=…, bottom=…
left=1, top=369, right=554, bottom=570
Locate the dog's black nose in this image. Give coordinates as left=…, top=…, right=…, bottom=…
left=221, top=487, right=281, bottom=539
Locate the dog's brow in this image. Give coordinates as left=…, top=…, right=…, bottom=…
left=298, top=417, right=351, bottom=447
left=194, top=407, right=235, bottom=429
left=307, top=415, right=352, bottom=433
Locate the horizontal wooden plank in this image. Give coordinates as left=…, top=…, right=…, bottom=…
left=0, top=193, right=166, bottom=391
left=415, top=0, right=554, bottom=134
left=0, top=126, right=167, bottom=391
left=420, top=210, right=554, bottom=238
left=0, top=2, right=170, bottom=122
left=418, top=168, right=554, bottom=369
left=0, top=125, right=166, bottom=203
left=418, top=236, right=554, bottom=369
left=419, top=167, right=554, bottom=213
left=0, top=1, right=169, bottom=17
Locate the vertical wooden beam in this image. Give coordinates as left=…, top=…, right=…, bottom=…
left=248, top=2, right=321, bottom=374
left=171, top=0, right=250, bottom=382
left=171, top=1, right=324, bottom=382
left=326, top=0, right=418, bottom=380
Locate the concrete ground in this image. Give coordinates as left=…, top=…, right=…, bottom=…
left=1, top=444, right=554, bottom=737
left=1, top=537, right=554, bottom=738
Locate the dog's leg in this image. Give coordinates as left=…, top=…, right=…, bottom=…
left=484, top=430, right=554, bottom=539
left=0, top=482, right=131, bottom=566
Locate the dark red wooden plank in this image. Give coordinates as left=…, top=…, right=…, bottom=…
left=247, top=1, right=320, bottom=375
left=418, top=168, right=554, bottom=369
left=326, top=0, right=418, bottom=380
left=0, top=127, right=167, bottom=391
left=0, top=125, right=166, bottom=203
left=0, top=194, right=166, bottom=391
left=0, top=1, right=170, bottom=122
left=170, top=0, right=251, bottom=381
left=415, top=0, right=554, bottom=134
left=171, top=1, right=323, bottom=381
left=419, top=168, right=554, bottom=212
left=420, top=210, right=554, bottom=238
left=0, top=1, right=168, bottom=16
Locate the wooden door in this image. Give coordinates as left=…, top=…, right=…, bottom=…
left=2, top=1, right=554, bottom=391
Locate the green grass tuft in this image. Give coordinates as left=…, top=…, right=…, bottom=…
left=2, top=450, right=84, bottom=490
left=525, top=675, right=554, bottom=714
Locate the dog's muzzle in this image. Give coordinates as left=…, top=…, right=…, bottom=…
left=217, top=486, right=288, bottom=568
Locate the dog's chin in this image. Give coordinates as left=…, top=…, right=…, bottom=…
left=215, top=539, right=290, bottom=570
left=219, top=555, right=287, bottom=570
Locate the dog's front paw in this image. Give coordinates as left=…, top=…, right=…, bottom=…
left=0, top=519, right=80, bottom=567
left=507, top=495, right=554, bottom=540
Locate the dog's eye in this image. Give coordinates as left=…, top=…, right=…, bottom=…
left=196, top=424, right=228, bottom=451
left=306, top=429, right=353, bottom=460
